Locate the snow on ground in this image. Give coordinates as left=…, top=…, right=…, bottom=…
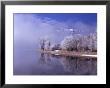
left=82, top=54, right=97, bottom=58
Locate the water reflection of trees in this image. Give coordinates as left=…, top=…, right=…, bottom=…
left=60, top=56, right=97, bottom=75
left=39, top=53, right=51, bottom=65
left=38, top=53, right=97, bottom=75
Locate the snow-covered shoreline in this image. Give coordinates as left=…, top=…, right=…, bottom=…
left=39, top=50, right=97, bottom=58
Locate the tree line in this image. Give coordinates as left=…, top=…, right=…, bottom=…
left=40, top=32, right=97, bottom=52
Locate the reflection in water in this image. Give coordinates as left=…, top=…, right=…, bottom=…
left=39, top=53, right=52, bottom=65
left=39, top=53, right=45, bottom=64
left=60, top=56, right=97, bottom=75
left=39, top=53, right=97, bottom=75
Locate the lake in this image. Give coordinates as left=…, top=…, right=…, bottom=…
left=13, top=45, right=97, bottom=75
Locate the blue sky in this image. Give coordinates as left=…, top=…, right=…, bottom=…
left=34, top=13, right=97, bottom=25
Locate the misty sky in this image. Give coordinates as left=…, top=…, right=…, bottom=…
left=14, top=13, right=97, bottom=48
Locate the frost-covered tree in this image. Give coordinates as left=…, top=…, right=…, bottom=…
left=44, top=40, right=51, bottom=50
left=61, top=34, right=82, bottom=51
left=39, top=38, right=51, bottom=51
left=61, top=33, right=97, bottom=52
left=39, top=39, right=45, bottom=50
left=61, top=36, right=74, bottom=51
left=87, top=32, right=97, bottom=51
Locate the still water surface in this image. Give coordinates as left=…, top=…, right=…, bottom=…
left=14, top=45, right=97, bottom=75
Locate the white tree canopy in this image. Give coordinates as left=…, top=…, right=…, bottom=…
left=61, top=33, right=97, bottom=51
